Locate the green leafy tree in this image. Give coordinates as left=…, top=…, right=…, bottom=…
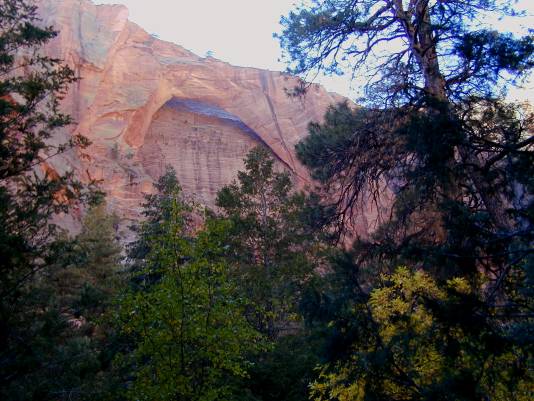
left=212, top=147, right=335, bottom=401
left=310, top=267, right=533, bottom=401
left=117, top=174, right=262, bottom=401
left=216, top=146, right=327, bottom=340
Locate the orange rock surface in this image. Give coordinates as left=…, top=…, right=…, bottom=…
left=36, top=0, right=381, bottom=236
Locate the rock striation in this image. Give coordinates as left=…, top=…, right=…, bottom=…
left=35, top=0, right=380, bottom=236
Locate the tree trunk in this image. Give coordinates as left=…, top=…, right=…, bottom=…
left=395, top=0, right=513, bottom=232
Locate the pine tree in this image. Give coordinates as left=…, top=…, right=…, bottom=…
left=278, top=1, right=534, bottom=399
left=53, top=202, right=122, bottom=320
left=216, top=146, right=326, bottom=340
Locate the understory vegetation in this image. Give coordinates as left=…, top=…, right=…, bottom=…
left=1, top=0, right=532, bottom=400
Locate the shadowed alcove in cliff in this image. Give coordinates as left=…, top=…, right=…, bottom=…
left=138, top=97, right=276, bottom=206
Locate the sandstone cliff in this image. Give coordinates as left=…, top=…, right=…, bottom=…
left=36, top=0, right=379, bottom=236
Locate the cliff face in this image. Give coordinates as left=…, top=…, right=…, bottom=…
left=36, top=0, right=379, bottom=236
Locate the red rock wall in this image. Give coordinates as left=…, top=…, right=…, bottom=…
left=36, top=0, right=383, bottom=238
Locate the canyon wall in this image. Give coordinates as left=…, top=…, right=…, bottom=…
left=36, top=0, right=379, bottom=236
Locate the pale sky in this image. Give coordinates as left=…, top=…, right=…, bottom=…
left=94, top=0, right=533, bottom=101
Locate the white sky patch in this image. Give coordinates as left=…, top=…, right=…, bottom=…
left=94, top=0, right=532, bottom=102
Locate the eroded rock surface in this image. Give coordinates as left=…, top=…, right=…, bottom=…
left=139, top=99, right=264, bottom=206
left=35, top=0, right=381, bottom=237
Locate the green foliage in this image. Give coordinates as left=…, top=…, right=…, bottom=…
left=0, top=1, right=107, bottom=399
left=246, top=334, right=323, bottom=401
left=117, top=176, right=262, bottom=401
left=1, top=202, right=123, bottom=400
left=127, top=166, right=193, bottom=282
left=2, top=1, right=531, bottom=399
left=216, top=146, right=326, bottom=340
left=0, top=0, right=96, bottom=301
left=54, top=203, right=122, bottom=317
left=297, top=99, right=534, bottom=277
left=310, top=267, right=533, bottom=401
left=280, top=2, right=534, bottom=400
left=212, top=147, right=338, bottom=401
